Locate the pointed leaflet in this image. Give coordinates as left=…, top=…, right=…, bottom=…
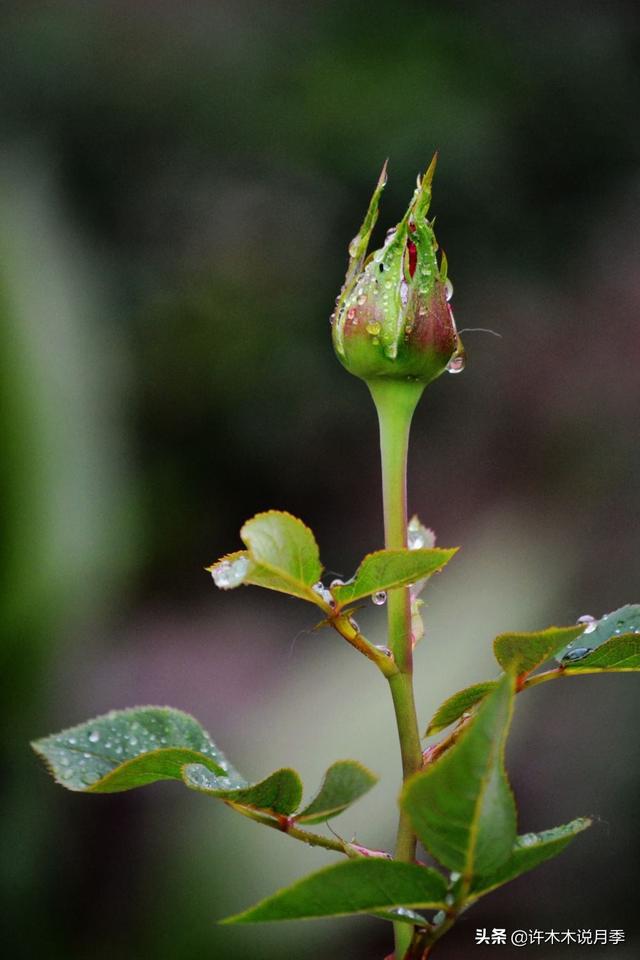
left=31, top=707, right=242, bottom=793
left=402, top=674, right=516, bottom=876
left=222, top=859, right=447, bottom=924
left=494, top=625, right=585, bottom=676
left=426, top=681, right=498, bottom=736
left=294, top=760, right=378, bottom=825
left=208, top=512, right=325, bottom=606
left=559, top=603, right=640, bottom=661
left=331, top=548, right=456, bottom=607
left=183, top=763, right=302, bottom=815
left=470, top=818, right=591, bottom=898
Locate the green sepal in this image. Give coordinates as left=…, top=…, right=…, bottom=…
left=402, top=675, right=516, bottom=876
left=494, top=625, right=585, bottom=675
left=331, top=548, right=457, bottom=608
left=207, top=511, right=325, bottom=607
left=221, top=859, right=448, bottom=924
left=425, top=680, right=498, bottom=736
left=31, top=707, right=240, bottom=793
left=183, top=763, right=302, bottom=816
left=294, top=760, right=378, bottom=825
left=469, top=818, right=591, bottom=899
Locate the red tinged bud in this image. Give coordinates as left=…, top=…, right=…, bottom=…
left=331, top=156, right=464, bottom=387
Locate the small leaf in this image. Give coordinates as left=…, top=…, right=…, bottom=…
left=221, top=859, right=448, bottom=924
left=426, top=681, right=498, bottom=736
left=470, top=818, right=591, bottom=898
left=295, top=760, right=378, bottom=825
left=183, top=763, right=303, bottom=815
left=208, top=511, right=325, bottom=605
left=494, top=625, right=585, bottom=675
left=32, top=707, right=239, bottom=793
left=562, top=634, right=640, bottom=671
left=402, top=675, right=516, bottom=876
left=559, top=604, right=640, bottom=662
left=331, top=548, right=456, bottom=607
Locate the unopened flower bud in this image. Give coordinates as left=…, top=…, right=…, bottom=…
left=331, top=156, right=463, bottom=385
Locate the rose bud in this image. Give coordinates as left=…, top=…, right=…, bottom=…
left=331, top=155, right=464, bottom=386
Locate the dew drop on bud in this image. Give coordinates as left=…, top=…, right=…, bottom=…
left=372, top=591, right=387, bottom=606
left=446, top=353, right=465, bottom=374
left=444, top=278, right=453, bottom=302
left=365, top=322, right=381, bottom=336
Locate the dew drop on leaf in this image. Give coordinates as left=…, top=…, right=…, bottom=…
left=562, top=646, right=592, bottom=663
left=372, top=591, right=387, bottom=606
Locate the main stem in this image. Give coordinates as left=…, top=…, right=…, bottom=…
left=369, top=379, right=425, bottom=960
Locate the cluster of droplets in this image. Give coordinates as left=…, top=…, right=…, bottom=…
left=210, top=555, right=250, bottom=589
left=184, top=763, right=245, bottom=793
left=40, top=708, right=235, bottom=789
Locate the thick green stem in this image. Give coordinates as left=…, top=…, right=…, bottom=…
left=369, top=379, right=425, bottom=959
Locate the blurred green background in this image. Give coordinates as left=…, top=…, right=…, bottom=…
left=2, top=2, right=639, bottom=958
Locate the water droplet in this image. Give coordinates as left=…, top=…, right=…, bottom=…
left=312, top=581, right=332, bottom=604
left=577, top=614, right=595, bottom=624
left=357, top=294, right=366, bottom=306
left=68, top=737, right=77, bottom=745
left=329, top=578, right=344, bottom=589
left=372, top=591, right=387, bottom=606
left=88, top=730, right=100, bottom=743
left=384, top=280, right=392, bottom=290
left=349, top=617, right=360, bottom=632
left=211, top=555, right=249, bottom=589
left=61, top=768, right=73, bottom=780
left=518, top=833, right=536, bottom=847
left=374, top=645, right=393, bottom=658
left=347, top=307, right=356, bottom=320
left=446, top=353, right=465, bottom=374
left=562, top=646, right=592, bottom=663
left=129, top=736, right=138, bottom=747
left=444, top=278, right=453, bottom=301
left=365, top=322, right=381, bottom=336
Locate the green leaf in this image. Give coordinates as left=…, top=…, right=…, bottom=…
left=208, top=511, right=324, bottom=605
left=331, top=548, right=456, bottom=607
left=562, top=634, right=640, bottom=671
left=559, top=604, right=640, bottom=662
left=31, top=707, right=240, bottom=793
left=470, top=818, right=591, bottom=898
left=183, top=763, right=303, bottom=815
left=494, top=625, right=585, bottom=675
left=294, top=760, right=378, bottom=824
left=402, top=674, right=516, bottom=876
left=222, top=859, right=448, bottom=924
left=426, top=681, right=498, bottom=736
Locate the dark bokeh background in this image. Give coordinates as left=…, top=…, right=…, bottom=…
left=2, top=2, right=639, bottom=958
